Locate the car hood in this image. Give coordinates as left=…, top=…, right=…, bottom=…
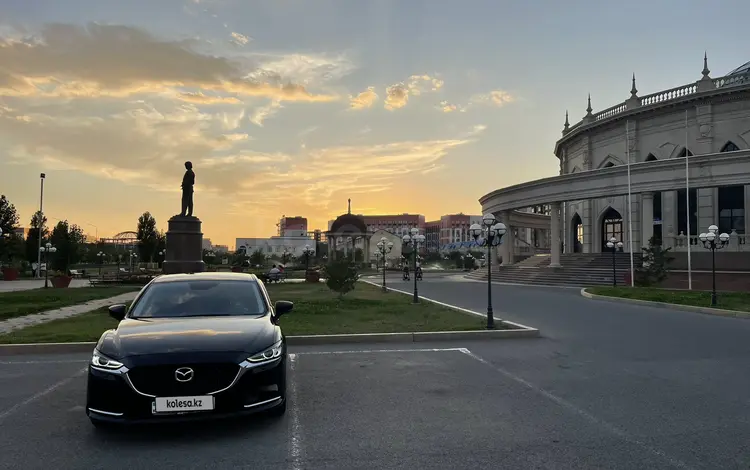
left=99, top=316, right=277, bottom=358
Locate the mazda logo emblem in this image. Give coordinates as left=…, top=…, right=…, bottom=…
left=174, top=367, right=194, bottom=382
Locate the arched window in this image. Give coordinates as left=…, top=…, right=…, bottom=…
left=601, top=207, right=623, bottom=252
left=645, top=153, right=658, bottom=162
left=718, top=142, right=745, bottom=234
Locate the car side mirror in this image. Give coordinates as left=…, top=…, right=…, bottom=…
left=108, top=304, right=127, bottom=321
left=274, top=300, right=293, bottom=320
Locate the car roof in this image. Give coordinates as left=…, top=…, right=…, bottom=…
left=151, top=272, right=260, bottom=284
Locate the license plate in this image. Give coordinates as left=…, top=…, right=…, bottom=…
left=152, top=396, right=214, bottom=414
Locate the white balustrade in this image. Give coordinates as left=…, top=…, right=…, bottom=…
left=663, top=230, right=746, bottom=252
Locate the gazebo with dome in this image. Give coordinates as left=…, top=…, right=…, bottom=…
left=325, top=199, right=371, bottom=263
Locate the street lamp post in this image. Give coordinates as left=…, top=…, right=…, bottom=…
left=97, top=251, right=105, bottom=278
left=606, top=237, right=624, bottom=287
left=36, top=173, right=46, bottom=279
left=39, top=242, right=57, bottom=288
left=699, top=225, right=729, bottom=306
left=470, top=214, right=507, bottom=330
left=375, top=237, right=394, bottom=292
left=205, top=250, right=215, bottom=271
left=402, top=228, right=425, bottom=303
left=159, top=249, right=166, bottom=269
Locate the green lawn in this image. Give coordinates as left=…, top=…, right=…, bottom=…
left=587, top=286, right=750, bottom=312
left=0, top=282, right=487, bottom=344
left=0, top=286, right=141, bottom=320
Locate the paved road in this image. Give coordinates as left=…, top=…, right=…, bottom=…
left=1, top=273, right=749, bottom=468
left=377, top=272, right=750, bottom=469
left=0, top=342, right=722, bottom=470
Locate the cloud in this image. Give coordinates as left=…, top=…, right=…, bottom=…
left=177, top=91, right=242, bottom=104
left=437, top=100, right=466, bottom=113
left=384, top=74, right=443, bottom=111
left=384, top=84, right=409, bottom=110
left=229, top=32, right=251, bottom=46
left=0, top=23, right=338, bottom=103
left=349, top=86, right=378, bottom=109
left=249, top=100, right=282, bottom=126
left=0, top=97, right=480, bottom=217
left=247, top=52, right=355, bottom=88
left=471, top=90, right=515, bottom=107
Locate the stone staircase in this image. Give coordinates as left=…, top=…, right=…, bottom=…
left=467, top=253, right=642, bottom=287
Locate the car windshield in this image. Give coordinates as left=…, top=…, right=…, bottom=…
left=128, top=280, right=267, bottom=318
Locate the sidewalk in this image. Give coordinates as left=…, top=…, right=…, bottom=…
left=0, top=291, right=138, bottom=335
left=0, top=279, right=91, bottom=293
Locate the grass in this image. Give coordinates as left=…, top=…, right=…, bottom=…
left=0, top=282, right=487, bottom=344
left=0, top=286, right=141, bottom=321
left=587, top=286, right=750, bottom=312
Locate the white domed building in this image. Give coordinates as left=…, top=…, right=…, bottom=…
left=479, top=55, right=750, bottom=283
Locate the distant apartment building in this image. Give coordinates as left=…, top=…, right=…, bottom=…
left=437, top=213, right=482, bottom=247
left=424, top=220, right=441, bottom=252
left=278, top=216, right=308, bottom=237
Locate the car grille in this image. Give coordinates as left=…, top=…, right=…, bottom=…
left=127, top=363, right=240, bottom=396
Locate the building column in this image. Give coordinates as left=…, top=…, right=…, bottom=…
left=328, top=236, right=335, bottom=260
left=364, top=236, right=370, bottom=263
left=550, top=202, right=562, bottom=267
left=641, top=192, right=654, bottom=248
left=498, top=211, right=512, bottom=265
left=505, top=225, right=516, bottom=265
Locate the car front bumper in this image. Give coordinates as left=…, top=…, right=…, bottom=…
left=86, top=355, right=286, bottom=425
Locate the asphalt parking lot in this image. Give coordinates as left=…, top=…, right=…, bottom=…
left=0, top=341, right=716, bottom=470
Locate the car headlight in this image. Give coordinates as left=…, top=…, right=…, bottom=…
left=91, top=350, right=126, bottom=372
left=247, top=340, right=283, bottom=363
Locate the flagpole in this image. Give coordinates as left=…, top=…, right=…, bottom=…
left=626, top=121, right=635, bottom=286
left=685, top=109, right=693, bottom=290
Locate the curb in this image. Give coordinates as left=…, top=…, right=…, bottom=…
left=0, top=327, right=538, bottom=356
left=361, top=280, right=541, bottom=334
left=580, top=288, right=750, bottom=319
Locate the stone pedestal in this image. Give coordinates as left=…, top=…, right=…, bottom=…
left=162, top=215, right=205, bottom=274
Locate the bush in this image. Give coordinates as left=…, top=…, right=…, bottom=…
left=635, top=236, right=674, bottom=287
left=323, top=259, right=360, bottom=298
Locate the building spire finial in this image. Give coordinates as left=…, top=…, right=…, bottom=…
left=347, top=198, right=351, bottom=214
left=630, top=73, right=638, bottom=97
left=563, top=110, right=569, bottom=131
left=702, top=51, right=710, bottom=78
left=586, top=94, right=592, bottom=115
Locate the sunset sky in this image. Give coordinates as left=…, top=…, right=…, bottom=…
left=1, top=0, right=749, bottom=247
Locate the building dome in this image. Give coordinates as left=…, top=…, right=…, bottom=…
left=329, top=213, right=367, bottom=234
left=726, top=61, right=750, bottom=76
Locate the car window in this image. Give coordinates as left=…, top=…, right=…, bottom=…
left=128, top=280, right=267, bottom=318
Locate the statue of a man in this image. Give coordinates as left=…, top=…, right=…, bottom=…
left=180, top=161, right=195, bottom=217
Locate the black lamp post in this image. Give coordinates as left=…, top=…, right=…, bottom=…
left=375, top=237, right=394, bottom=292
left=470, top=214, right=507, bottom=330
left=606, top=237, right=623, bottom=287
left=402, top=228, right=425, bottom=303
left=39, top=242, right=57, bottom=288
left=159, top=249, right=166, bottom=269
left=97, top=251, right=105, bottom=278
left=699, top=225, right=729, bottom=307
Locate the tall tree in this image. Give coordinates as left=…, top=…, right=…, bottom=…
left=0, top=195, right=21, bottom=265
left=25, top=211, right=48, bottom=264
left=136, top=212, right=159, bottom=262
left=49, top=220, right=85, bottom=272
left=0, top=195, right=20, bottom=234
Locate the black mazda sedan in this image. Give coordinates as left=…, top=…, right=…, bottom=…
left=86, top=272, right=293, bottom=427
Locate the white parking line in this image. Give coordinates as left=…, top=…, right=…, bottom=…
left=288, top=354, right=303, bottom=470
left=457, top=348, right=693, bottom=470
left=0, top=367, right=87, bottom=424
